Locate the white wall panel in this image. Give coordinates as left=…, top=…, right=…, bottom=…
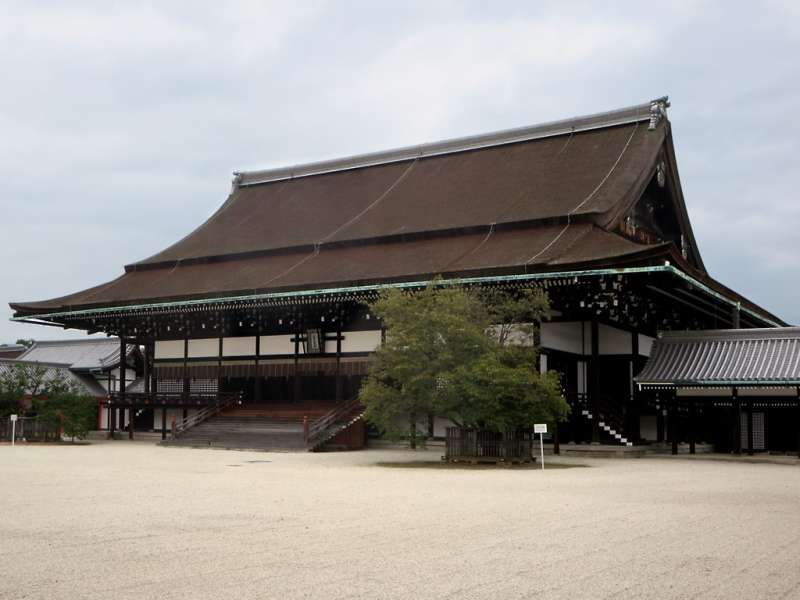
left=598, top=324, right=632, bottom=355
left=259, top=335, right=295, bottom=356
left=223, top=336, right=256, bottom=357
left=342, top=330, right=382, bottom=353
left=188, top=338, right=219, bottom=358
left=540, top=322, right=587, bottom=355
left=154, top=340, right=184, bottom=359
left=638, top=334, right=654, bottom=357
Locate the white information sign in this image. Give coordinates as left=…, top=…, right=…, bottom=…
left=533, top=423, right=547, bottom=469
left=10, top=414, right=18, bottom=446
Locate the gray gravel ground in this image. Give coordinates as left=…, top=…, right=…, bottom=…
left=1, top=442, right=799, bottom=600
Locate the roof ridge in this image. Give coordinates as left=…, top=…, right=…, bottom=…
left=659, top=327, right=797, bottom=340
left=0, top=358, right=74, bottom=368
left=28, top=338, right=118, bottom=345
left=234, top=97, right=670, bottom=187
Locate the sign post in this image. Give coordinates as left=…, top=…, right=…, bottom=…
left=534, top=423, right=547, bottom=470
left=10, top=414, right=18, bottom=446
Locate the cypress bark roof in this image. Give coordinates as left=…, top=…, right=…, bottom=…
left=9, top=97, right=775, bottom=324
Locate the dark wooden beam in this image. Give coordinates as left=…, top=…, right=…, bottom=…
left=335, top=322, right=343, bottom=403
left=253, top=332, right=264, bottom=404
left=293, top=324, right=301, bottom=404
left=670, top=393, right=678, bottom=455
left=590, top=320, right=599, bottom=444
left=733, top=387, right=741, bottom=455
left=119, top=336, right=133, bottom=440
left=746, top=397, right=754, bottom=456
left=796, top=387, right=800, bottom=459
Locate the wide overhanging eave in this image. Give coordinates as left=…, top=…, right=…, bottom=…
left=9, top=264, right=784, bottom=328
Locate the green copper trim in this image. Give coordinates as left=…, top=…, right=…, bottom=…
left=10, top=264, right=781, bottom=327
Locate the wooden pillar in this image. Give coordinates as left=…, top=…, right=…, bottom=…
left=670, top=393, right=678, bottom=455
left=746, top=397, right=754, bottom=456
left=293, top=325, right=301, bottom=404
left=589, top=320, right=600, bottom=444
left=553, top=422, right=560, bottom=455
left=119, top=337, right=133, bottom=440
left=217, top=336, right=223, bottom=402
left=795, top=387, right=800, bottom=458
left=335, top=325, right=343, bottom=403
left=182, top=338, right=189, bottom=400
left=161, top=406, right=167, bottom=441
left=108, top=399, right=115, bottom=439
left=733, top=387, right=741, bottom=455
left=254, top=334, right=262, bottom=403
left=688, top=397, right=696, bottom=455
left=629, top=332, right=640, bottom=443
left=796, top=388, right=800, bottom=459
left=143, top=342, right=150, bottom=396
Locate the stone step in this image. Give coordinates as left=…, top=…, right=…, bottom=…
left=168, top=414, right=308, bottom=452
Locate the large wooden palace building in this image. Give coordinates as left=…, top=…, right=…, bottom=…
left=10, top=97, right=791, bottom=452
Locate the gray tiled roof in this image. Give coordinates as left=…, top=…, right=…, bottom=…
left=0, top=359, right=107, bottom=397
left=17, top=338, right=135, bottom=372
left=635, top=328, right=800, bottom=387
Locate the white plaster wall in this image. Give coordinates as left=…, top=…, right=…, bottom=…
left=259, top=335, right=295, bottom=356
left=540, top=322, right=588, bottom=355
left=638, top=334, right=654, bottom=357
left=342, top=330, right=382, bottom=353
left=155, top=340, right=184, bottom=359
left=105, top=368, right=137, bottom=393
left=188, top=338, right=219, bottom=358
left=324, top=339, right=337, bottom=353
left=223, top=336, right=256, bottom=357
left=598, top=324, right=632, bottom=355
left=153, top=408, right=194, bottom=430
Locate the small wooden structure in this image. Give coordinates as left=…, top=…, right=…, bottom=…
left=444, top=427, right=535, bottom=464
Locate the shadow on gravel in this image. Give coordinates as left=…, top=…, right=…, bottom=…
left=375, top=461, right=585, bottom=470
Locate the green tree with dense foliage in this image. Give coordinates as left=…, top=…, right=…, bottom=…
left=0, top=364, right=96, bottom=441
left=359, top=283, right=491, bottom=447
left=359, top=283, right=569, bottom=447
left=0, top=363, right=47, bottom=418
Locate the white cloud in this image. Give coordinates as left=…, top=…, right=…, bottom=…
left=1, top=1, right=799, bottom=342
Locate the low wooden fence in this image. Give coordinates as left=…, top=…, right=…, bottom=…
left=444, top=427, right=534, bottom=463
left=0, top=417, right=61, bottom=442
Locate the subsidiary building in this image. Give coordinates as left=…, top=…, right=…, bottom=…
left=10, top=97, right=793, bottom=452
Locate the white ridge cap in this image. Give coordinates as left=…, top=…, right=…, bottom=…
left=234, top=97, right=667, bottom=187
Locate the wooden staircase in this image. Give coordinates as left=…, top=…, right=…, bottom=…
left=163, top=401, right=364, bottom=452
left=306, top=398, right=365, bottom=451
left=570, top=393, right=633, bottom=447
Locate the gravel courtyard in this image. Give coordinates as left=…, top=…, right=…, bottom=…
left=1, top=443, right=799, bottom=600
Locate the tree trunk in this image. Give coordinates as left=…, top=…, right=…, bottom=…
left=409, top=412, right=417, bottom=449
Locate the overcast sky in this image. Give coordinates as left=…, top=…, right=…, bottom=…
left=1, top=1, right=798, bottom=343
